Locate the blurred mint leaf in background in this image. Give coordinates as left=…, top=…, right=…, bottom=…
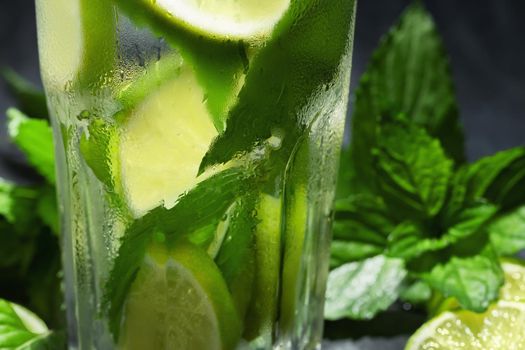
left=330, top=2, right=525, bottom=322
left=325, top=256, right=407, bottom=320
left=0, top=298, right=64, bottom=349
left=374, top=121, right=453, bottom=220
left=345, top=3, right=464, bottom=196
left=0, top=71, right=62, bottom=330
left=7, top=108, right=55, bottom=184
left=420, top=242, right=503, bottom=312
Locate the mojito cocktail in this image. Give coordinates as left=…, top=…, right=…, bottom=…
left=36, top=0, right=356, bottom=348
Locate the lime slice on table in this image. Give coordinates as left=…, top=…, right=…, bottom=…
left=119, top=243, right=241, bottom=350
left=117, top=0, right=290, bottom=40
left=36, top=0, right=115, bottom=88
left=81, top=57, right=222, bottom=217
left=409, top=259, right=525, bottom=349
left=405, top=301, right=525, bottom=349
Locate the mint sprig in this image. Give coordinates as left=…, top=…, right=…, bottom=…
left=327, top=3, right=525, bottom=321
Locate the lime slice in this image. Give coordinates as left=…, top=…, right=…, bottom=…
left=113, top=59, right=219, bottom=216
left=36, top=0, right=115, bottom=88
left=119, top=243, right=241, bottom=350
left=244, top=194, right=282, bottom=340
left=500, top=259, right=525, bottom=303
left=406, top=301, right=525, bottom=349
left=122, top=0, right=290, bottom=40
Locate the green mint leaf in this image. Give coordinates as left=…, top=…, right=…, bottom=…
left=350, top=4, right=463, bottom=193
left=482, top=148, right=525, bottom=210
left=330, top=240, right=383, bottom=269
left=324, top=255, right=407, bottom=320
left=0, top=298, right=57, bottom=349
left=199, top=0, right=356, bottom=172
left=37, top=187, right=59, bottom=236
left=442, top=147, right=525, bottom=221
left=215, top=194, right=258, bottom=321
left=1, top=68, right=48, bottom=119
left=386, top=222, right=449, bottom=261
left=0, top=178, right=40, bottom=235
left=421, top=242, right=503, bottom=312
left=79, top=118, right=119, bottom=189
left=7, top=109, right=55, bottom=184
left=388, top=203, right=497, bottom=261
left=399, top=280, right=432, bottom=305
left=104, top=167, right=253, bottom=338
left=489, top=206, right=525, bottom=256
left=331, top=195, right=394, bottom=266
left=375, top=122, right=453, bottom=219
left=468, top=147, right=525, bottom=200
left=215, top=195, right=257, bottom=287
left=444, top=201, right=497, bottom=240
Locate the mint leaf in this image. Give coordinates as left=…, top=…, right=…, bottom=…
left=104, top=167, right=254, bottom=338
left=79, top=118, right=119, bottom=189
left=0, top=298, right=60, bottom=349
left=0, top=178, right=40, bottom=235
left=444, top=202, right=497, bottom=240
left=324, top=255, right=407, bottom=320
left=199, top=0, right=356, bottom=172
left=7, top=109, right=55, bottom=184
left=399, top=280, right=432, bottom=305
left=375, top=122, right=453, bottom=219
left=421, top=243, right=503, bottom=312
left=465, top=147, right=525, bottom=208
left=1, top=68, right=48, bottom=119
left=387, top=203, right=496, bottom=261
left=330, top=240, right=383, bottom=268
left=350, top=4, right=464, bottom=193
left=442, top=147, right=525, bottom=221
left=331, top=195, right=394, bottom=266
left=386, top=222, right=449, bottom=261
left=215, top=194, right=257, bottom=287
left=489, top=206, right=525, bottom=256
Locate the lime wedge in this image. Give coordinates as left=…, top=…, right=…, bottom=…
left=36, top=0, right=115, bottom=88
left=406, top=301, right=525, bottom=349
left=119, top=63, right=218, bottom=216
left=119, top=243, right=241, bottom=350
left=120, top=0, right=290, bottom=40
left=244, top=194, right=282, bottom=340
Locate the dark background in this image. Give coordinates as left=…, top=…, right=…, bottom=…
left=1, top=0, right=524, bottom=179
left=0, top=0, right=524, bottom=348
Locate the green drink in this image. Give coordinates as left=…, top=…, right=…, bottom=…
left=35, top=0, right=356, bottom=348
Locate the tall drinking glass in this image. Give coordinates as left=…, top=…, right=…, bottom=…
left=35, top=0, right=356, bottom=348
